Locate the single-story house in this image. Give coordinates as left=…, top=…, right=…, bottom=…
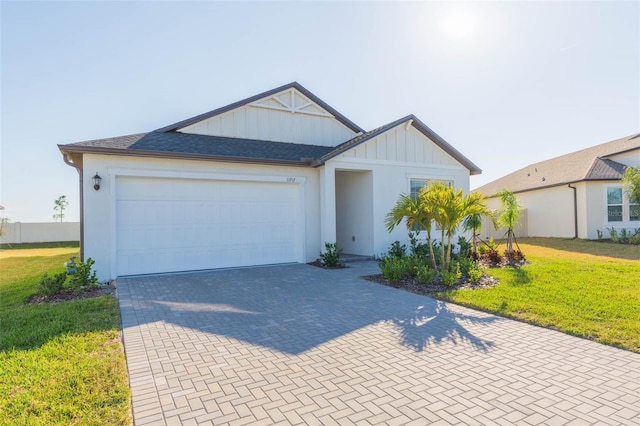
left=475, top=133, right=640, bottom=240
left=59, top=82, right=481, bottom=280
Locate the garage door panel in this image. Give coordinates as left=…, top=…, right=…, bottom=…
left=115, top=176, right=301, bottom=276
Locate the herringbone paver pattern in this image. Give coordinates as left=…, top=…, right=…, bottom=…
left=117, top=262, right=640, bottom=425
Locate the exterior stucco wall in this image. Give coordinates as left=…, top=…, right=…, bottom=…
left=326, top=158, right=471, bottom=257
left=335, top=171, right=374, bottom=255
left=486, top=186, right=576, bottom=239
left=82, top=154, right=322, bottom=280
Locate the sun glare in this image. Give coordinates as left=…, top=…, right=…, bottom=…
left=442, top=9, right=475, bottom=39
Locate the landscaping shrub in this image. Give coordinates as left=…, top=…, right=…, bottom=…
left=416, top=265, right=435, bottom=284
left=388, top=241, right=407, bottom=259
left=35, top=272, right=67, bottom=297
left=456, top=236, right=472, bottom=259
left=481, top=249, right=503, bottom=267
left=67, top=257, right=100, bottom=290
left=607, top=227, right=640, bottom=245
left=319, top=242, right=343, bottom=267
left=458, top=257, right=484, bottom=283
left=408, top=231, right=430, bottom=258
left=441, top=262, right=461, bottom=286
left=405, top=256, right=430, bottom=277
left=478, top=238, right=498, bottom=256
left=379, top=256, right=409, bottom=281
left=504, top=249, right=526, bottom=263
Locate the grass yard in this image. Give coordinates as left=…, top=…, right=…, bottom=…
left=437, top=238, right=640, bottom=353
left=0, top=244, right=131, bottom=425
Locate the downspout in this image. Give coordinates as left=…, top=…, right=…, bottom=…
left=568, top=184, right=578, bottom=239
left=63, top=153, right=84, bottom=261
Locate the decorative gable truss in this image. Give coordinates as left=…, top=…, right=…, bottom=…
left=249, top=88, right=333, bottom=118
left=177, top=86, right=360, bottom=147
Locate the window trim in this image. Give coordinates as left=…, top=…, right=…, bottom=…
left=604, top=184, right=639, bottom=224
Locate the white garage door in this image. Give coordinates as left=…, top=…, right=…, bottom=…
left=115, top=176, right=301, bottom=276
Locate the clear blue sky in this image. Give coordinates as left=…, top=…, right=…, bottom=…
left=1, top=1, right=638, bottom=222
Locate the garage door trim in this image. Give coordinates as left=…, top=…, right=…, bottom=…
left=108, top=168, right=307, bottom=277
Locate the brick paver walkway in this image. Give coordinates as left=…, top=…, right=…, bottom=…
left=117, top=262, right=640, bottom=425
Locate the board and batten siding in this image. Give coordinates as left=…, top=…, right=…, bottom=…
left=178, top=104, right=357, bottom=147
left=340, top=125, right=461, bottom=166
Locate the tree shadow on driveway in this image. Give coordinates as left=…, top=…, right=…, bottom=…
left=392, top=301, right=498, bottom=352
left=118, top=263, right=501, bottom=355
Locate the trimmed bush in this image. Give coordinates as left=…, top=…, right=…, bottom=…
left=379, top=257, right=409, bottom=281
left=67, top=258, right=100, bottom=290
left=441, top=263, right=462, bottom=286
left=35, top=272, right=67, bottom=297
left=319, top=242, right=343, bottom=267
left=416, top=265, right=435, bottom=284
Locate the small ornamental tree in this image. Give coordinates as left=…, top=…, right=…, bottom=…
left=497, top=189, right=521, bottom=258
left=53, top=195, right=68, bottom=223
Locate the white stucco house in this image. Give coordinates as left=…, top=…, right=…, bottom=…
left=476, top=133, right=640, bottom=240
left=59, top=82, right=481, bottom=280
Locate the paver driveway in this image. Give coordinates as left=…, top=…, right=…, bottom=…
left=117, top=262, right=640, bottom=425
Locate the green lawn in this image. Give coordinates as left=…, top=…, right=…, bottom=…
left=0, top=246, right=131, bottom=425
left=437, top=238, right=640, bottom=353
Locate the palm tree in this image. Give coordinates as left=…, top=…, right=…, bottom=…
left=496, top=189, right=520, bottom=257
left=422, top=183, right=492, bottom=271
left=463, top=213, right=483, bottom=258
left=385, top=193, right=438, bottom=270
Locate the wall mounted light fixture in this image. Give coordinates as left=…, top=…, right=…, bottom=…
left=92, top=173, right=102, bottom=191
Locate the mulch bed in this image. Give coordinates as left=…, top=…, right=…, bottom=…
left=26, top=282, right=117, bottom=305
left=307, top=260, right=348, bottom=269
left=363, top=273, right=500, bottom=297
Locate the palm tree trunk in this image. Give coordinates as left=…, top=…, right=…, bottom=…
left=426, top=232, right=438, bottom=271
left=440, top=229, right=446, bottom=272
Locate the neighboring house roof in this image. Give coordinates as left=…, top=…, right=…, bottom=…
left=155, top=81, right=366, bottom=135
left=59, top=83, right=481, bottom=173
left=476, top=133, right=640, bottom=196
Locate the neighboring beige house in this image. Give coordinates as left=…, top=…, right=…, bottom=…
left=476, top=133, right=640, bottom=240
left=59, top=82, right=480, bottom=280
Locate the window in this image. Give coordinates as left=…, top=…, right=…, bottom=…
left=607, top=187, right=623, bottom=222
left=410, top=179, right=453, bottom=199
left=630, top=203, right=640, bottom=222
left=409, top=179, right=454, bottom=231
left=606, top=186, right=639, bottom=223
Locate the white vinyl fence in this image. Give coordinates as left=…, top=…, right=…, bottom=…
left=1, top=222, right=80, bottom=244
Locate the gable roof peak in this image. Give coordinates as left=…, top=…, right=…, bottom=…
left=314, top=113, right=481, bottom=175
left=155, top=81, right=365, bottom=134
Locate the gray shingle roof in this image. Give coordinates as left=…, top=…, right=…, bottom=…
left=61, top=132, right=334, bottom=165
left=585, top=158, right=628, bottom=180
left=475, top=133, right=640, bottom=196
